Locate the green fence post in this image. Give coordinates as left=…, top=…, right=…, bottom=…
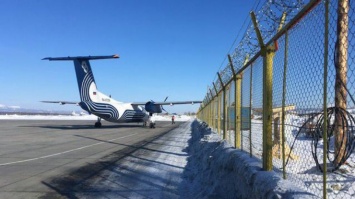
left=209, top=95, right=212, bottom=126
left=236, top=75, right=242, bottom=148
left=218, top=94, right=221, bottom=136
left=211, top=98, right=214, bottom=130
left=223, top=87, right=228, bottom=141
left=223, top=86, right=227, bottom=140
left=211, top=88, right=216, bottom=130
left=207, top=101, right=210, bottom=126
left=207, top=97, right=212, bottom=127
left=213, top=83, right=219, bottom=133
left=204, top=99, right=207, bottom=123
left=200, top=103, right=202, bottom=121
left=323, top=0, right=329, bottom=198
left=251, top=11, right=275, bottom=171
left=263, top=46, right=275, bottom=171
left=249, top=63, right=253, bottom=157
left=228, top=55, right=240, bottom=148
left=282, top=31, right=289, bottom=179
left=203, top=102, right=206, bottom=124
left=210, top=97, right=213, bottom=128
left=241, top=56, right=249, bottom=149
left=208, top=90, right=212, bottom=126
left=213, top=92, right=217, bottom=131
left=217, top=72, right=227, bottom=140
left=205, top=95, right=209, bottom=125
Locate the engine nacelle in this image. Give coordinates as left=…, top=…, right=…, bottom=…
left=145, top=101, right=162, bottom=113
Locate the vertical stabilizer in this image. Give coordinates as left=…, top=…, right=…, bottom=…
left=73, top=59, right=98, bottom=102
left=42, top=55, right=120, bottom=120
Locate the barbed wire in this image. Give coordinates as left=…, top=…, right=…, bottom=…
left=208, top=0, right=308, bottom=97
left=211, top=0, right=263, bottom=85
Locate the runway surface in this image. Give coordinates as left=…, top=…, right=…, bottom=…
left=0, top=120, right=182, bottom=198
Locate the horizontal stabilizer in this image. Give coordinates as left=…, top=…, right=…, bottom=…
left=42, top=55, right=119, bottom=61
left=132, top=101, right=202, bottom=106
left=41, top=101, right=79, bottom=105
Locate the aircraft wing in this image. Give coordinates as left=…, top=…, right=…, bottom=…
left=131, top=101, right=202, bottom=106
left=41, top=101, right=79, bottom=105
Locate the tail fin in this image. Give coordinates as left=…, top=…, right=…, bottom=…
left=43, top=55, right=120, bottom=120
left=43, top=55, right=119, bottom=102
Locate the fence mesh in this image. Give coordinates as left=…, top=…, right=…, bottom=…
left=197, top=1, right=355, bottom=198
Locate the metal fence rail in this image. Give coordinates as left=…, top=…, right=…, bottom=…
left=197, top=0, right=355, bottom=198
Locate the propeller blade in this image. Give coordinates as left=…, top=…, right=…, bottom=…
left=161, top=96, right=169, bottom=113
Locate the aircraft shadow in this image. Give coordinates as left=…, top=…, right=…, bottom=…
left=19, top=124, right=144, bottom=130
left=39, top=127, right=180, bottom=198
left=75, top=134, right=187, bottom=157
left=19, top=121, right=173, bottom=130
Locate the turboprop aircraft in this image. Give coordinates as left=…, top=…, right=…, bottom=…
left=42, top=55, right=201, bottom=127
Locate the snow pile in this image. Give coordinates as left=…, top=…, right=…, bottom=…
left=180, top=120, right=318, bottom=199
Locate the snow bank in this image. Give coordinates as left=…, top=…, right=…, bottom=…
left=180, top=120, right=318, bottom=199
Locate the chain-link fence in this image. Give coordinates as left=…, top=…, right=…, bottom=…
left=197, top=0, right=355, bottom=198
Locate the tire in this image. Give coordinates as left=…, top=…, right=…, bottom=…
left=95, top=122, right=102, bottom=128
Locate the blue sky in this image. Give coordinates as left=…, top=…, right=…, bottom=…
left=0, top=0, right=256, bottom=114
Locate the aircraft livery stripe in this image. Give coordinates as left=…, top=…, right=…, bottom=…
left=121, top=110, right=145, bottom=121
left=77, top=60, right=145, bottom=122
left=80, top=69, right=119, bottom=120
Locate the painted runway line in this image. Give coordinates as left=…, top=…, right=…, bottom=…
left=0, top=133, right=139, bottom=166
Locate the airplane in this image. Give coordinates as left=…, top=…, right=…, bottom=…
left=42, top=55, right=201, bottom=127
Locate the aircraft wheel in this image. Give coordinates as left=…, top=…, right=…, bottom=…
left=95, top=122, right=102, bottom=128
left=149, top=123, right=155, bottom=128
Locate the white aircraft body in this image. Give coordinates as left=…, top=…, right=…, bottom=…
left=42, top=55, right=201, bottom=127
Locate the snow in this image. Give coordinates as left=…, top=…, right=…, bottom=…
left=179, top=120, right=317, bottom=199
left=77, top=120, right=193, bottom=198
left=280, top=114, right=355, bottom=198
left=0, top=114, right=192, bottom=121
left=0, top=114, right=339, bottom=198
left=224, top=114, right=355, bottom=198
left=59, top=117, right=316, bottom=198
left=151, top=115, right=192, bottom=122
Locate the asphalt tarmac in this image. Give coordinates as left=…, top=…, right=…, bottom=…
left=0, top=120, right=180, bottom=198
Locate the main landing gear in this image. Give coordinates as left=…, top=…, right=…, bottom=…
left=95, top=117, right=102, bottom=128
left=147, top=113, right=155, bottom=128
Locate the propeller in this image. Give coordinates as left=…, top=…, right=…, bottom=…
left=161, top=96, right=168, bottom=113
